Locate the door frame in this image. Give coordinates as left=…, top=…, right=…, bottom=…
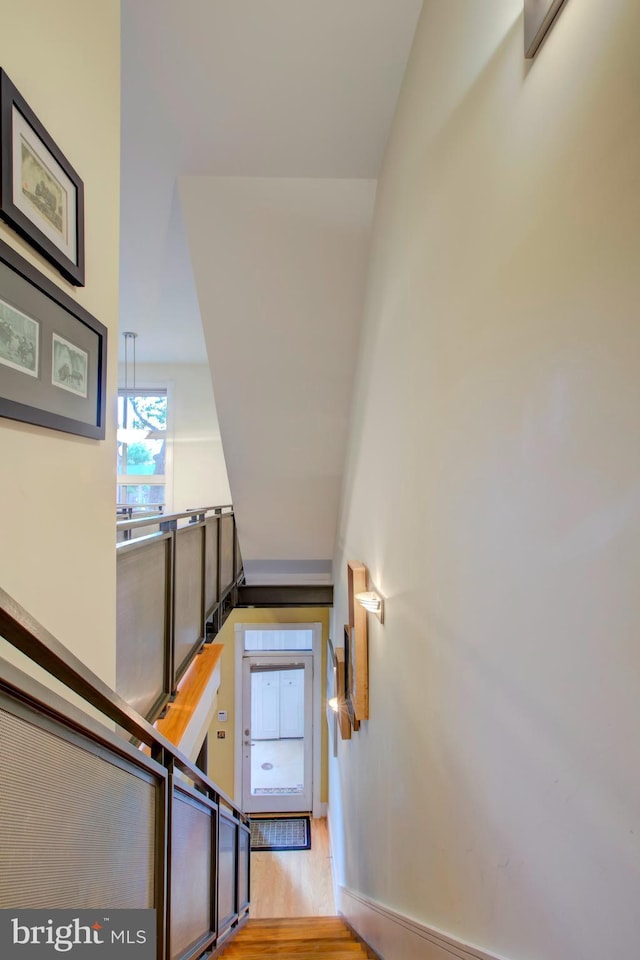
left=241, top=652, right=313, bottom=814
left=234, top=622, right=323, bottom=817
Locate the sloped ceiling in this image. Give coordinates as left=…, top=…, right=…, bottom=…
left=120, top=0, right=422, bottom=580
left=180, top=176, right=376, bottom=576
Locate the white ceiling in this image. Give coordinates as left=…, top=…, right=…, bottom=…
left=180, top=176, right=377, bottom=567
left=119, top=0, right=422, bottom=575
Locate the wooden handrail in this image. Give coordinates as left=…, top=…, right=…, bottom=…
left=154, top=642, right=224, bottom=748
left=0, top=586, right=246, bottom=822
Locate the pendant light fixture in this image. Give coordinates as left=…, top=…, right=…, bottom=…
left=117, top=331, right=150, bottom=444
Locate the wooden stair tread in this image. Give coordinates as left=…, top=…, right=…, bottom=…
left=221, top=951, right=366, bottom=959
left=235, top=923, right=349, bottom=937
left=218, top=917, right=368, bottom=958
left=220, top=943, right=368, bottom=960
left=231, top=929, right=351, bottom=940
left=234, top=924, right=349, bottom=939
left=243, top=917, right=346, bottom=927
left=223, top=938, right=362, bottom=950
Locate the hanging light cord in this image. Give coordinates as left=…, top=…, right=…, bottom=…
left=123, top=331, right=137, bottom=393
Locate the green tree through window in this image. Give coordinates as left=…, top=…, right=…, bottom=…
left=117, top=390, right=168, bottom=506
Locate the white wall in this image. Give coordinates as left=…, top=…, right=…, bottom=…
left=0, top=0, right=120, bottom=688
left=118, top=362, right=231, bottom=513
left=332, top=2, right=640, bottom=960
left=181, top=177, right=376, bottom=566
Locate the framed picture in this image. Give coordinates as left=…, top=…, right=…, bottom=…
left=0, top=69, right=85, bottom=286
left=343, top=625, right=361, bottom=733
left=0, top=237, right=106, bottom=438
left=326, top=637, right=339, bottom=756
left=524, top=0, right=569, bottom=58
left=346, top=560, right=369, bottom=724
left=327, top=637, right=351, bottom=748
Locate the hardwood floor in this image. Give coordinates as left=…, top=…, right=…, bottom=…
left=218, top=918, right=368, bottom=959
left=249, top=818, right=336, bottom=918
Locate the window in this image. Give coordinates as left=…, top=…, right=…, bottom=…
left=117, top=389, right=167, bottom=507
left=243, top=629, right=314, bottom=651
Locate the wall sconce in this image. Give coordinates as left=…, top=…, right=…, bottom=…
left=328, top=697, right=339, bottom=713
left=355, top=590, right=384, bottom=624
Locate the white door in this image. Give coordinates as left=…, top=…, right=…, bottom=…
left=251, top=669, right=305, bottom=740
left=251, top=671, right=280, bottom=740
left=242, top=655, right=313, bottom=814
left=279, top=669, right=304, bottom=738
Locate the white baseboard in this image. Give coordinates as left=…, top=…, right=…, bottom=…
left=338, top=886, right=508, bottom=960
left=326, top=813, right=339, bottom=912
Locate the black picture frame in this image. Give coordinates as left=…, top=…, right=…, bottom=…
left=0, top=237, right=106, bottom=439
left=0, top=68, right=85, bottom=286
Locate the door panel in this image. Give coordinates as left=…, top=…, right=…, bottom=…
left=279, top=669, right=304, bottom=738
left=242, top=656, right=312, bottom=813
left=251, top=670, right=279, bottom=740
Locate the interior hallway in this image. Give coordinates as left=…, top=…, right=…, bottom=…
left=250, top=818, right=336, bottom=918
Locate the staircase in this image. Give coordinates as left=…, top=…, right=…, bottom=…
left=217, top=917, right=372, bottom=959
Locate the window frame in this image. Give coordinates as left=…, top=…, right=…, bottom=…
left=117, top=386, right=171, bottom=509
